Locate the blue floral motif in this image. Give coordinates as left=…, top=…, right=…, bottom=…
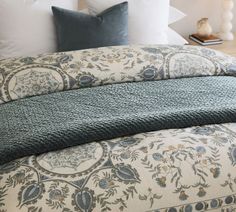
left=76, top=73, right=97, bottom=87
left=152, top=153, right=163, bottom=161
left=98, top=179, right=109, bottom=189
left=201, top=48, right=216, bottom=57
left=228, top=145, right=236, bottom=166
left=18, top=182, right=44, bottom=206
left=72, top=188, right=95, bottom=211
left=195, top=202, right=205, bottom=211
left=211, top=136, right=229, bottom=146
left=191, top=127, right=215, bottom=136
left=225, top=196, right=234, bottom=204
left=168, top=207, right=177, bottom=212
left=156, top=176, right=166, bottom=187
left=210, top=167, right=220, bottom=178
left=120, top=151, right=131, bottom=159
left=69, top=64, right=78, bottom=69
left=140, top=66, right=158, bottom=80
left=142, top=47, right=161, bottom=54
left=57, top=54, right=73, bottom=64
left=197, top=187, right=206, bottom=197
left=195, top=146, right=206, bottom=154
left=125, top=53, right=134, bottom=58
left=179, top=190, right=189, bottom=201
left=227, top=64, right=236, bottom=74
left=79, top=76, right=94, bottom=86
left=113, top=164, right=140, bottom=184
left=184, top=204, right=193, bottom=212
left=119, top=137, right=140, bottom=147
left=49, top=189, right=64, bottom=201
left=210, top=199, right=219, bottom=208
left=0, top=161, right=18, bottom=174
left=20, top=57, right=34, bottom=64
left=91, top=56, right=99, bottom=62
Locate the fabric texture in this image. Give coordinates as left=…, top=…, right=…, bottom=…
left=86, top=0, right=170, bottom=45
left=0, top=0, right=78, bottom=59
left=169, top=6, right=186, bottom=24
left=52, top=2, right=128, bottom=52
left=1, top=45, right=236, bottom=211
left=167, top=28, right=188, bottom=45
left=1, top=123, right=236, bottom=211
left=2, top=76, right=236, bottom=164
left=79, top=8, right=188, bottom=45
left=1, top=45, right=236, bottom=105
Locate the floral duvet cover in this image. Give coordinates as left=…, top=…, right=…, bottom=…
left=1, top=45, right=236, bottom=212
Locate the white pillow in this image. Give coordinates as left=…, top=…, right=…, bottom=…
left=169, top=6, right=186, bottom=25
left=80, top=8, right=188, bottom=46
left=86, top=0, right=170, bottom=45
left=167, top=28, right=188, bottom=45
left=0, top=0, right=78, bottom=59
left=168, top=7, right=188, bottom=45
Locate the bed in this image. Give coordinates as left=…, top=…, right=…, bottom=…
left=0, top=45, right=236, bottom=212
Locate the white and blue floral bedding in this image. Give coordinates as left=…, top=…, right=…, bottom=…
left=1, top=45, right=236, bottom=212
left=1, top=124, right=236, bottom=212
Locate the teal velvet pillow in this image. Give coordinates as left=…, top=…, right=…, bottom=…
left=52, top=2, right=128, bottom=52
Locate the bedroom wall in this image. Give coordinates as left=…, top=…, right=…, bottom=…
left=79, top=0, right=236, bottom=37
left=171, top=0, right=236, bottom=36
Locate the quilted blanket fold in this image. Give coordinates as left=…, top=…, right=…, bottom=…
left=1, top=76, right=236, bottom=164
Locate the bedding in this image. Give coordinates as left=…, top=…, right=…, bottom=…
left=79, top=6, right=188, bottom=45
left=85, top=0, right=170, bottom=44
left=52, top=2, right=128, bottom=51
left=0, top=0, right=78, bottom=59
left=167, top=28, right=188, bottom=45
left=1, top=45, right=236, bottom=211
left=79, top=8, right=188, bottom=46
left=168, top=6, right=186, bottom=25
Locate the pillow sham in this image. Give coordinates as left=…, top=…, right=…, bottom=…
left=169, top=6, right=186, bottom=25
left=79, top=8, right=188, bottom=46
left=167, top=28, right=188, bottom=45
left=85, top=0, right=169, bottom=45
left=52, top=2, right=128, bottom=52
left=79, top=4, right=185, bottom=25
left=0, top=0, right=78, bottom=59
left=168, top=6, right=187, bottom=45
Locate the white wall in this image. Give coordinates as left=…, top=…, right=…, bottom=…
left=171, top=0, right=236, bottom=36
left=79, top=0, right=236, bottom=37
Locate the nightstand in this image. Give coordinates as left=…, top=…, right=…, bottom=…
left=186, top=33, right=236, bottom=57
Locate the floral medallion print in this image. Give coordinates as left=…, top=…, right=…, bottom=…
left=10, top=70, right=60, bottom=98
left=1, top=45, right=236, bottom=211
left=35, top=142, right=108, bottom=176
left=1, top=123, right=236, bottom=211
left=3, top=65, right=69, bottom=101
left=0, top=45, right=236, bottom=103
left=165, top=52, right=219, bottom=78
